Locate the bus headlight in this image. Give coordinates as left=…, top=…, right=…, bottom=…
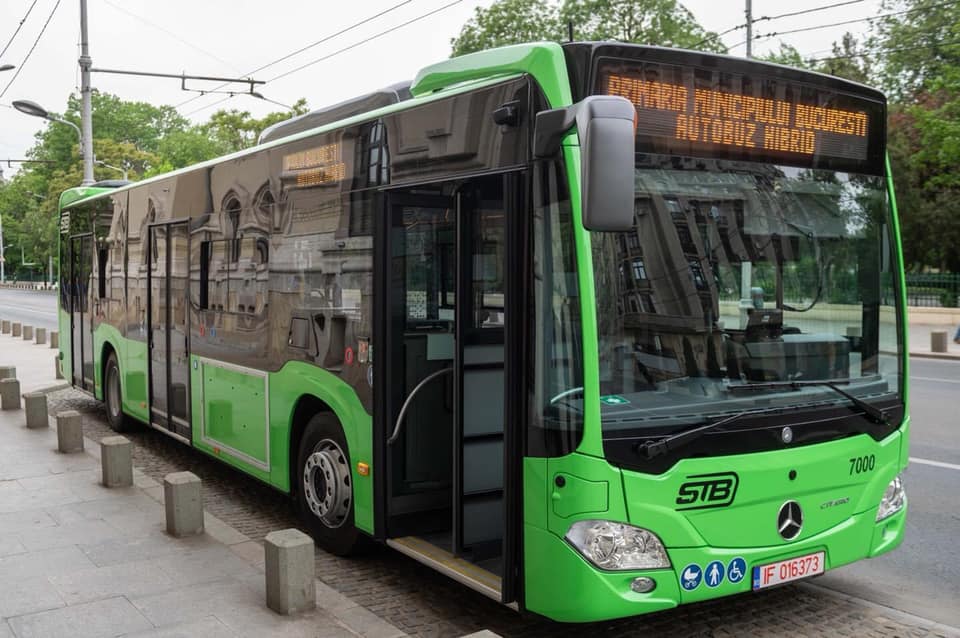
left=565, top=520, right=671, bottom=570
left=876, top=475, right=905, bottom=522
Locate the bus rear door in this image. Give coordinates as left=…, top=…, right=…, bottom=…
left=147, top=220, right=192, bottom=441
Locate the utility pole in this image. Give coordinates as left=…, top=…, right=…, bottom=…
left=79, top=0, right=95, bottom=186
left=745, top=0, right=753, bottom=59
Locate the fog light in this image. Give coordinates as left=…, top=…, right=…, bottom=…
left=630, top=577, right=656, bottom=593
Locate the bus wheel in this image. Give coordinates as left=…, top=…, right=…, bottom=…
left=104, top=353, right=132, bottom=432
left=296, top=413, right=359, bottom=556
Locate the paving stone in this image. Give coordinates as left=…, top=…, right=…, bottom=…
left=0, top=576, right=66, bottom=618
left=78, top=530, right=212, bottom=567
left=0, top=509, right=58, bottom=535
left=120, top=615, right=236, bottom=638
left=16, top=518, right=125, bottom=552
left=0, top=536, right=26, bottom=558
left=48, top=557, right=179, bottom=605
left=129, top=578, right=260, bottom=627
left=151, top=544, right=261, bottom=587
left=0, top=545, right=95, bottom=582
left=213, top=604, right=357, bottom=638
left=6, top=596, right=152, bottom=638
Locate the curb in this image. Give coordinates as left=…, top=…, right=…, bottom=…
left=909, top=351, right=960, bottom=361
left=40, top=384, right=408, bottom=638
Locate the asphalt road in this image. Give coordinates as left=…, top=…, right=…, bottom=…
left=5, top=288, right=959, bottom=630
left=0, top=287, right=59, bottom=331
left=817, top=356, right=960, bottom=628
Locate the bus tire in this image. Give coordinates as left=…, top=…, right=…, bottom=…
left=104, top=353, right=133, bottom=432
left=296, top=413, right=359, bottom=556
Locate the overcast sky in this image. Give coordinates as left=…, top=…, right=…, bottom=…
left=0, top=0, right=885, bottom=177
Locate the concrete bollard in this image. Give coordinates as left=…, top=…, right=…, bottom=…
left=932, top=331, right=948, bottom=353
left=56, top=411, right=84, bottom=453
left=0, top=378, right=21, bottom=410
left=100, top=436, right=133, bottom=488
left=54, top=355, right=63, bottom=380
left=264, top=529, right=317, bottom=615
left=24, top=393, right=48, bottom=429
left=35, top=328, right=46, bottom=345
left=1, top=320, right=9, bottom=334
left=0, top=366, right=15, bottom=380
left=11, top=322, right=21, bottom=338
left=22, top=325, right=33, bottom=341
left=164, top=472, right=204, bottom=537
left=50, top=331, right=59, bottom=349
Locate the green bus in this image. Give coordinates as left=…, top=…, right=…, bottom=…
left=57, top=41, right=908, bottom=622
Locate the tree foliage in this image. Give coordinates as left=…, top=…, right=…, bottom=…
left=451, top=0, right=726, bottom=57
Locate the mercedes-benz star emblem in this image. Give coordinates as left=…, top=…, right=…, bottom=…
left=777, top=500, right=803, bottom=540
left=781, top=426, right=794, bottom=444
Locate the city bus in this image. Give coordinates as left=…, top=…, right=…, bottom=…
left=56, top=41, right=908, bottom=622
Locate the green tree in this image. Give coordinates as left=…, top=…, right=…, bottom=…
left=868, top=0, right=960, bottom=271
left=872, top=0, right=960, bottom=100
left=451, top=0, right=726, bottom=57
left=200, top=98, right=310, bottom=155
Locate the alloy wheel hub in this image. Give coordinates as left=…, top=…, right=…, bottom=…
left=303, top=439, right=351, bottom=528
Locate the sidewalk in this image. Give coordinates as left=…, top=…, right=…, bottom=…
left=0, top=333, right=405, bottom=638
left=908, top=323, right=960, bottom=360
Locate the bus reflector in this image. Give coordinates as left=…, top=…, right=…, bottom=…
left=357, top=462, right=370, bottom=476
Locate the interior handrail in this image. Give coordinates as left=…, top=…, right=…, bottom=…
left=387, top=367, right=453, bottom=445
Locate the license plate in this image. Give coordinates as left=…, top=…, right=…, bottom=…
left=752, top=551, right=825, bottom=590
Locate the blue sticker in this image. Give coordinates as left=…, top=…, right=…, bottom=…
left=705, top=560, right=725, bottom=587
left=727, top=557, right=746, bottom=584
left=680, top=563, right=702, bottom=590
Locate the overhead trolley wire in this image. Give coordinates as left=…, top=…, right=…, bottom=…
left=100, top=0, right=244, bottom=75
left=182, top=0, right=465, bottom=118
left=0, top=0, right=40, bottom=60
left=753, top=0, right=960, bottom=42
left=805, top=37, right=960, bottom=63
left=0, top=0, right=62, bottom=100
left=266, top=0, right=464, bottom=83
left=694, top=0, right=867, bottom=48
left=175, top=0, right=414, bottom=110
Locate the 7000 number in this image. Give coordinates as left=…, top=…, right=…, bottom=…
left=849, top=454, right=876, bottom=475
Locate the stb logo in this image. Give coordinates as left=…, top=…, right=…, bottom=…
left=675, top=472, right=739, bottom=511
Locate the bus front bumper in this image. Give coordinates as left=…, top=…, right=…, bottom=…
left=523, top=503, right=906, bottom=623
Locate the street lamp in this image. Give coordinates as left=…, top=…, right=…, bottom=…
left=12, top=99, right=94, bottom=186
left=95, top=160, right=128, bottom=181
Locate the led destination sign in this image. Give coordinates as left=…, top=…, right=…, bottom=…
left=597, top=60, right=884, bottom=173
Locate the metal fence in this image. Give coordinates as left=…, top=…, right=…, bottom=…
left=905, top=273, right=960, bottom=307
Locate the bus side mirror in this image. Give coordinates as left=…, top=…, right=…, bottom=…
left=534, top=95, right=636, bottom=231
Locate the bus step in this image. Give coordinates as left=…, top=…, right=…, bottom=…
left=387, top=536, right=502, bottom=602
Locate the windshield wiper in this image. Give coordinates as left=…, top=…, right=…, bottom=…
left=728, top=380, right=890, bottom=426
left=639, top=410, right=753, bottom=459
left=638, top=379, right=890, bottom=460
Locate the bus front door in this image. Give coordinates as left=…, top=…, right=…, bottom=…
left=382, top=173, right=520, bottom=604
left=69, top=233, right=95, bottom=391
left=147, top=221, right=192, bottom=441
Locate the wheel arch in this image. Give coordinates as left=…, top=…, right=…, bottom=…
left=98, top=339, right=120, bottom=401
left=275, top=363, right=374, bottom=536
left=288, top=393, right=338, bottom=497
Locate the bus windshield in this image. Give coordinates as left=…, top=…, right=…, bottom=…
left=591, top=156, right=902, bottom=433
